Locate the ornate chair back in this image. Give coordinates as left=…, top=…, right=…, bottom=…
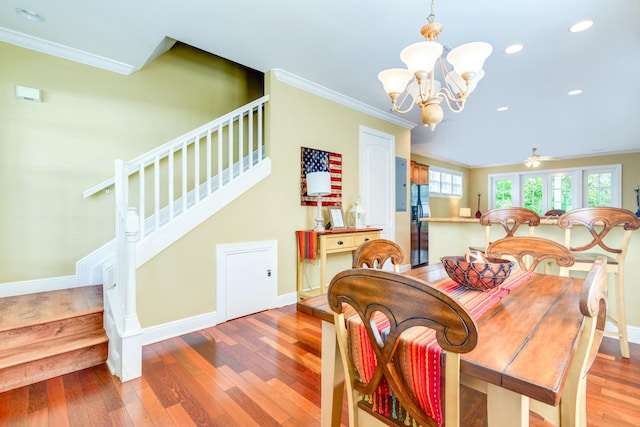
left=557, top=207, right=639, bottom=358
left=486, top=236, right=575, bottom=276
left=473, top=207, right=541, bottom=252
left=328, top=269, right=478, bottom=427
left=352, top=239, right=404, bottom=272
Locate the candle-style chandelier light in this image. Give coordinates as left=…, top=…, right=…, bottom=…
left=378, top=0, right=493, bottom=131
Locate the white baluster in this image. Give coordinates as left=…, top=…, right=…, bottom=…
left=248, top=108, right=254, bottom=167
left=138, top=161, right=145, bottom=238
left=182, top=140, right=187, bottom=214
left=228, top=120, right=234, bottom=181
left=218, top=125, right=223, bottom=188
left=194, top=135, right=200, bottom=205
left=206, top=129, right=212, bottom=195
left=238, top=113, right=244, bottom=175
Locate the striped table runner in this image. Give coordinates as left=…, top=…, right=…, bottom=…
left=296, top=230, right=317, bottom=261
left=347, top=270, right=533, bottom=426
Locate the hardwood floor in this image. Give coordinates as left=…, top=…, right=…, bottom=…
left=0, top=304, right=638, bottom=426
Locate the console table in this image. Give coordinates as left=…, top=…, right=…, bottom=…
left=296, top=228, right=381, bottom=299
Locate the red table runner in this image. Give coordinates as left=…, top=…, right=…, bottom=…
left=347, top=270, right=534, bottom=426
left=296, top=230, right=317, bottom=261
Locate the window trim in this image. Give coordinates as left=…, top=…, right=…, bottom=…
left=488, top=164, right=621, bottom=211
left=429, top=166, right=463, bottom=198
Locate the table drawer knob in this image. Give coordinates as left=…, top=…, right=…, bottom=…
left=363, top=238, right=370, bottom=242
left=337, top=240, right=344, bottom=245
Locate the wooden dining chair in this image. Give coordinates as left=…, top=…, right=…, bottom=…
left=328, top=269, right=478, bottom=427
left=557, top=207, right=640, bottom=358
left=352, top=238, right=404, bottom=272
left=544, top=209, right=566, bottom=217
left=529, top=256, right=608, bottom=426
left=486, top=236, right=575, bottom=276
left=470, top=207, right=541, bottom=252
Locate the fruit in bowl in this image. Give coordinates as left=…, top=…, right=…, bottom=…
left=440, top=253, right=513, bottom=291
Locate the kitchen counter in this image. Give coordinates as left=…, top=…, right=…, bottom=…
left=421, top=216, right=560, bottom=225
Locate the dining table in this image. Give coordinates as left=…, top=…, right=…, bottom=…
left=296, top=263, right=587, bottom=427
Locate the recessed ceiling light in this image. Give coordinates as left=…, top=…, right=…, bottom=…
left=15, top=8, right=45, bottom=23
left=504, top=44, right=523, bottom=54
left=568, top=89, right=583, bottom=96
left=496, top=107, right=509, bottom=112
left=569, top=20, right=593, bottom=33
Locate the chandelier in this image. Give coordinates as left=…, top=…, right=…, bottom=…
left=378, top=0, right=492, bottom=131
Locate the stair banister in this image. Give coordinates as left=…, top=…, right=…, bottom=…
left=83, top=95, right=269, bottom=199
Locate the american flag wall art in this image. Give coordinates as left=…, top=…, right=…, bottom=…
left=300, top=147, right=342, bottom=207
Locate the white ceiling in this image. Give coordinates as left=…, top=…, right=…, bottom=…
left=2, top=0, right=639, bottom=168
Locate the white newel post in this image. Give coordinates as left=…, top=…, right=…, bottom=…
left=120, top=206, right=142, bottom=381
left=123, top=208, right=140, bottom=333
left=113, top=159, right=143, bottom=381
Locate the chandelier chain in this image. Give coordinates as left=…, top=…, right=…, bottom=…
left=426, top=0, right=436, bottom=23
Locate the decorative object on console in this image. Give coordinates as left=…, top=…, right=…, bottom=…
left=459, top=207, right=471, bottom=217
left=475, top=193, right=482, bottom=218
left=347, top=196, right=367, bottom=228
left=306, top=171, right=331, bottom=232
left=328, top=206, right=346, bottom=229
left=300, top=147, right=342, bottom=207
left=377, top=0, right=492, bottom=131
left=635, top=185, right=640, bottom=217
left=441, top=255, right=513, bottom=291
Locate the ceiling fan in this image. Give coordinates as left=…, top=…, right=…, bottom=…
left=523, top=147, right=560, bottom=168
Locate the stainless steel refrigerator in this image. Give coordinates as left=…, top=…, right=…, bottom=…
left=410, top=183, right=429, bottom=267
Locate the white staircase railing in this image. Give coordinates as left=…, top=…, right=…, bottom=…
left=104, top=95, right=269, bottom=380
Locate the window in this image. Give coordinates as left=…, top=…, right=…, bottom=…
left=586, top=170, right=613, bottom=206
left=550, top=174, right=573, bottom=211
left=522, top=175, right=543, bottom=213
left=488, top=165, right=621, bottom=214
left=429, top=167, right=462, bottom=197
left=494, top=177, right=514, bottom=208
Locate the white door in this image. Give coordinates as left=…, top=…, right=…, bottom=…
left=359, top=126, right=395, bottom=241
left=216, top=240, right=277, bottom=322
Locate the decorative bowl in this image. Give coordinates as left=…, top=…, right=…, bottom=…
left=440, top=256, right=513, bottom=291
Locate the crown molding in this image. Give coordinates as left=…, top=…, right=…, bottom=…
left=0, top=27, right=138, bottom=75
left=271, top=68, right=416, bottom=129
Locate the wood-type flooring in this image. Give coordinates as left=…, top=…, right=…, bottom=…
left=0, top=304, right=638, bottom=426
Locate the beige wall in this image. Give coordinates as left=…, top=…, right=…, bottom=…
left=0, top=42, right=262, bottom=282
left=136, top=73, right=412, bottom=327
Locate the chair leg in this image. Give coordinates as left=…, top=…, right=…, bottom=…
left=615, top=269, right=630, bottom=358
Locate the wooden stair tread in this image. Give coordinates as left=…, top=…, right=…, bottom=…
left=0, top=330, right=108, bottom=369
left=0, top=285, right=103, bottom=331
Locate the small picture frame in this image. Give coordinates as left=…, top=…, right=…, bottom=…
left=328, top=206, right=346, bottom=229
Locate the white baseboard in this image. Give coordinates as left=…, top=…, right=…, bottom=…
left=141, top=291, right=299, bottom=347
left=276, top=291, right=298, bottom=307
left=0, top=275, right=81, bottom=298
left=141, top=311, right=217, bottom=346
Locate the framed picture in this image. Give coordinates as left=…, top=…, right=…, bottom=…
left=328, top=207, right=346, bottom=229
